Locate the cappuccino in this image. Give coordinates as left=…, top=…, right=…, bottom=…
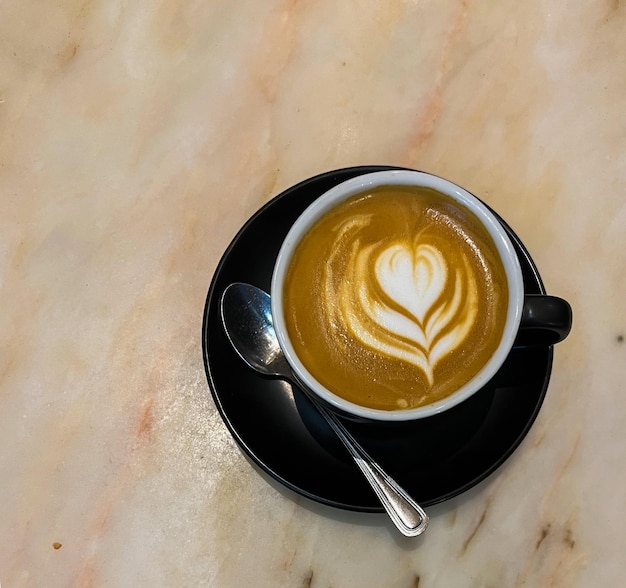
left=282, top=186, right=509, bottom=410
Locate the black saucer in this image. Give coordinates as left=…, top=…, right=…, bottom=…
left=202, top=166, right=553, bottom=511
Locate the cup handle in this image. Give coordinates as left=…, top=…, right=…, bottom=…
left=515, top=294, right=573, bottom=346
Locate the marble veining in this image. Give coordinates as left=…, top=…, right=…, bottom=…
left=1, top=0, right=625, bottom=586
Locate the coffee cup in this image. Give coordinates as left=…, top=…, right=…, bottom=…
left=271, top=170, right=572, bottom=421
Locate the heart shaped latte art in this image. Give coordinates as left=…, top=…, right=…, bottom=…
left=375, top=243, right=447, bottom=325
left=329, top=234, right=479, bottom=386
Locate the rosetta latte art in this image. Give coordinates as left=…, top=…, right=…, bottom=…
left=325, top=218, right=479, bottom=386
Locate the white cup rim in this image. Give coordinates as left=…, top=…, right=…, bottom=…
left=271, top=170, right=524, bottom=421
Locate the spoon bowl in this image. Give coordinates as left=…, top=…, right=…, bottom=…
left=220, top=283, right=289, bottom=376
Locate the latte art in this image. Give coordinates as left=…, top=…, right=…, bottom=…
left=330, top=238, right=479, bottom=385
left=283, top=186, right=508, bottom=410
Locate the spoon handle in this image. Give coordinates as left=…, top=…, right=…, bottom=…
left=314, top=400, right=429, bottom=537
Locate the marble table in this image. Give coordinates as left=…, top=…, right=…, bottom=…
left=2, top=1, right=624, bottom=586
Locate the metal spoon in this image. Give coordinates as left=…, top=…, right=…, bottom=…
left=220, top=282, right=429, bottom=537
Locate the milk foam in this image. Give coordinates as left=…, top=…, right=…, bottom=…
left=324, top=215, right=479, bottom=386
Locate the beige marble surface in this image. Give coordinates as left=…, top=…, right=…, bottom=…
left=1, top=1, right=625, bottom=586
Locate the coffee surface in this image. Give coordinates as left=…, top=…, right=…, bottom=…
left=283, top=186, right=509, bottom=410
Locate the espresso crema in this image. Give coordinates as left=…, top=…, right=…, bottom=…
left=283, top=186, right=509, bottom=410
